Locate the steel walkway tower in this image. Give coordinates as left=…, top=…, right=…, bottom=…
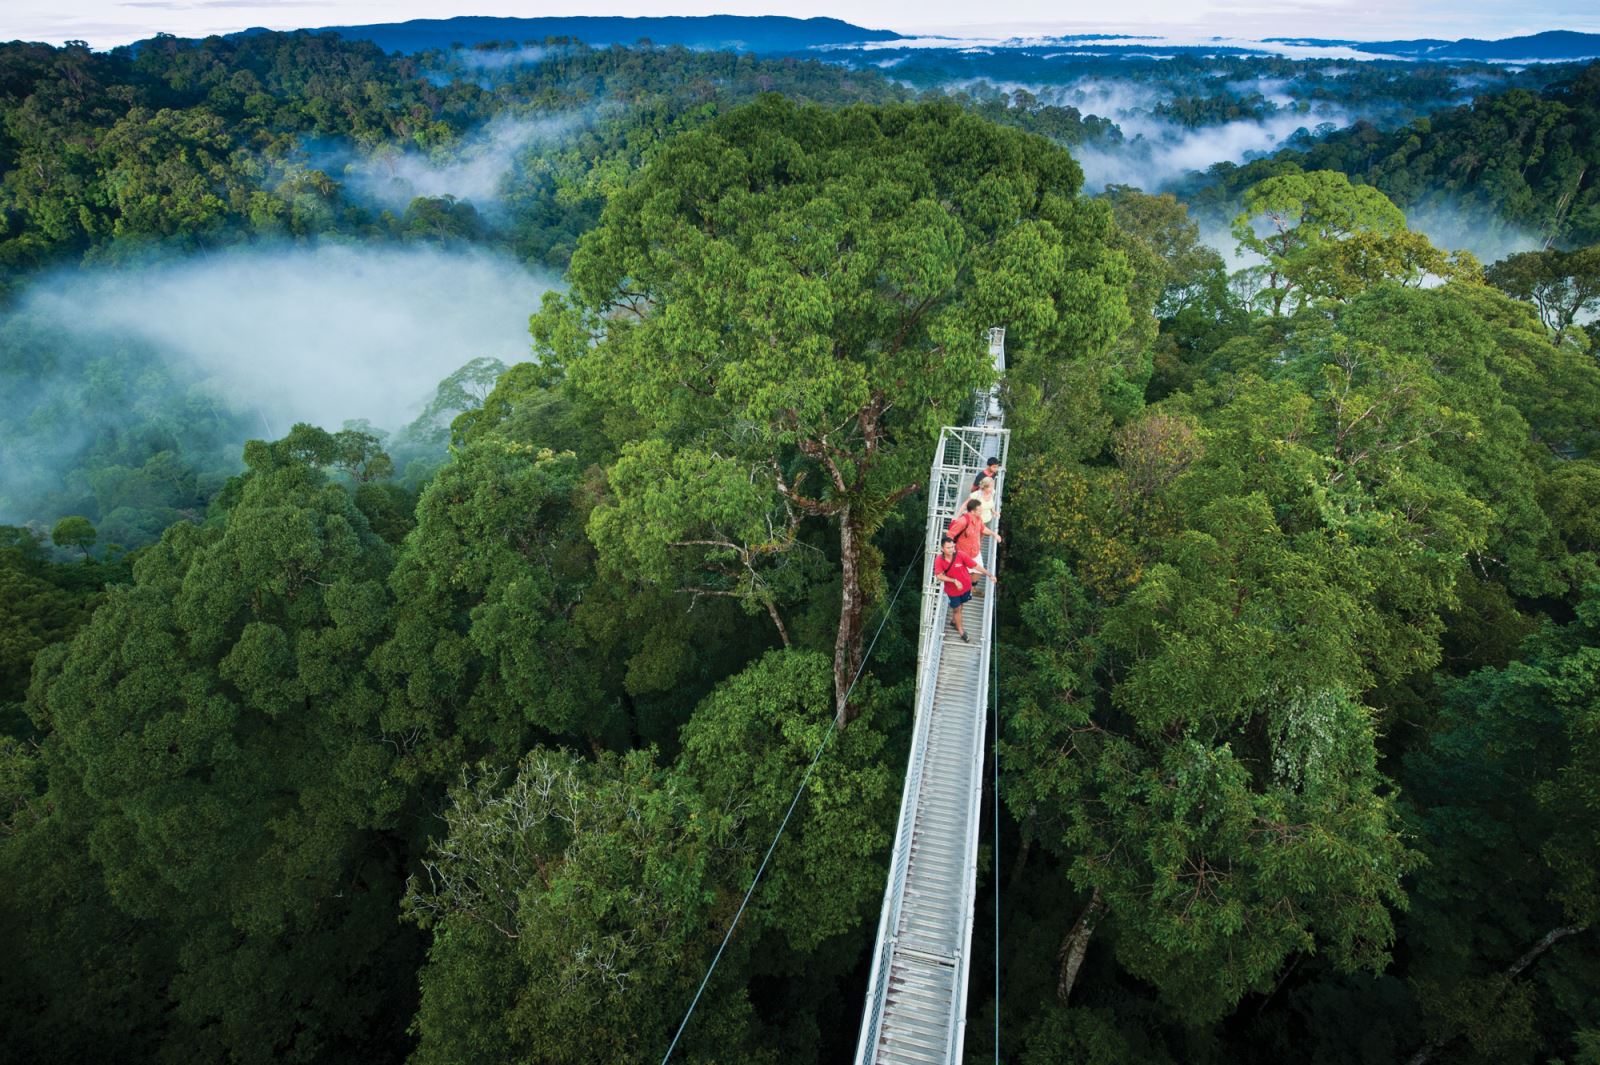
left=854, top=327, right=1009, bottom=1065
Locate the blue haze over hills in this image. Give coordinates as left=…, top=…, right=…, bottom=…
left=233, top=15, right=1600, bottom=63
left=234, top=15, right=901, bottom=55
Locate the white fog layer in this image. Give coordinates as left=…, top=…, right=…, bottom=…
left=18, top=244, right=555, bottom=432
left=306, top=113, right=587, bottom=212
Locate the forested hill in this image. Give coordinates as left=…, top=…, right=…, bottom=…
left=1181, top=61, right=1600, bottom=248
left=234, top=15, right=904, bottom=54
left=0, top=32, right=907, bottom=284
left=1269, top=29, right=1600, bottom=62
left=0, top=32, right=912, bottom=549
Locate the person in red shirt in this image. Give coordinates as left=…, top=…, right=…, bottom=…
left=947, top=497, right=999, bottom=568
left=934, top=535, right=994, bottom=643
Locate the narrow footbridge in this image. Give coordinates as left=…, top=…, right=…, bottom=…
left=854, top=328, right=1009, bottom=1065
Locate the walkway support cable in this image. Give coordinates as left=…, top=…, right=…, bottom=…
left=660, top=546, right=926, bottom=1065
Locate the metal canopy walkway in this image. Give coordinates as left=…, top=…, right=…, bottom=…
left=855, top=328, right=1009, bottom=1065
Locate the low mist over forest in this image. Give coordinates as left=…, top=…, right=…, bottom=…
left=13, top=245, right=547, bottom=427
left=3, top=18, right=1600, bottom=1065
left=0, top=244, right=551, bottom=538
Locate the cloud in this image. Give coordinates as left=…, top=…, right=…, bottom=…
left=449, top=44, right=562, bottom=71
left=119, top=1, right=338, bottom=9
left=946, top=75, right=1347, bottom=193
left=305, top=112, right=586, bottom=213
left=1403, top=202, right=1546, bottom=265
left=1076, top=109, right=1345, bottom=191
left=835, top=31, right=1401, bottom=60
left=1189, top=197, right=1545, bottom=278
left=16, top=243, right=555, bottom=432
left=1052, top=77, right=1164, bottom=116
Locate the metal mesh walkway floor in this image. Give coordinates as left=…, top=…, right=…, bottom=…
left=874, top=635, right=985, bottom=1063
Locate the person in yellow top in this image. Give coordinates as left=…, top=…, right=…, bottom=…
left=968, top=475, right=998, bottom=531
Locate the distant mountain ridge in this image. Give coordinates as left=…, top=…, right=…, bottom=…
left=1265, top=29, right=1600, bottom=61
left=223, top=18, right=1600, bottom=64
left=232, top=15, right=904, bottom=55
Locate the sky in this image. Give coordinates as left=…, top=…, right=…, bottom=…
left=4, top=0, right=1598, bottom=51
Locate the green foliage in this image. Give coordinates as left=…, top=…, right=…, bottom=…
left=0, top=560, right=84, bottom=709
left=1230, top=170, right=1479, bottom=314
left=1106, top=185, right=1230, bottom=320
left=0, top=525, right=130, bottom=729
left=1020, top=1004, right=1178, bottom=1065
left=400, top=355, right=508, bottom=449
left=674, top=650, right=895, bottom=952
left=554, top=93, right=1130, bottom=710
left=374, top=437, right=598, bottom=768
left=0, top=305, right=251, bottom=546
left=1184, top=64, right=1600, bottom=250
left=5, top=40, right=1600, bottom=1065
left=992, top=218, right=1600, bottom=1065
left=20, top=429, right=415, bottom=1063
left=1329, top=284, right=1600, bottom=597
left=1006, top=548, right=1417, bottom=1023
left=448, top=42, right=913, bottom=267
left=400, top=195, right=484, bottom=243
left=404, top=747, right=756, bottom=1065
left=1104, top=185, right=1247, bottom=405
left=950, top=83, right=1122, bottom=147
left=0, top=781, right=173, bottom=1064
left=47, top=515, right=95, bottom=555
left=405, top=650, right=891, bottom=1065
left=0, top=33, right=494, bottom=274
left=587, top=437, right=828, bottom=649
left=0, top=34, right=915, bottom=557
left=1487, top=244, right=1600, bottom=332
left=1397, top=595, right=1600, bottom=1063
left=0, top=34, right=910, bottom=284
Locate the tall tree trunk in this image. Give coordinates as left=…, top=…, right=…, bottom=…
left=1406, top=923, right=1589, bottom=1065
left=834, top=505, right=867, bottom=727
left=1057, top=887, right=1103, bottom=1004
left=1008, top=828, right=1033, bottom=885
left=763, top=599, right=793, bottom=649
